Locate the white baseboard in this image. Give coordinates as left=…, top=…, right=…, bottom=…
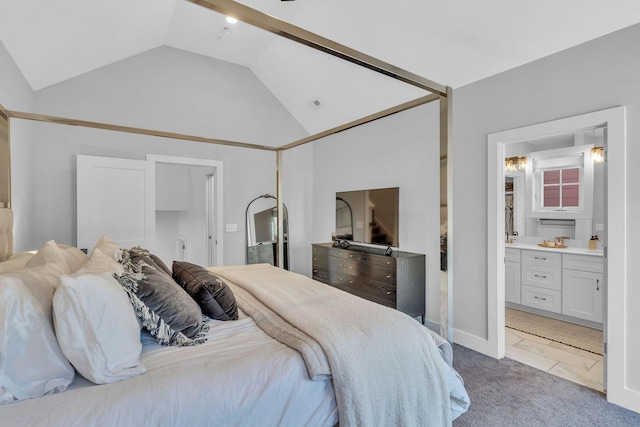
left=452, top=329, right=496, bottom=358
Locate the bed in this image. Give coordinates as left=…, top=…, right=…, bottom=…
left=0, top=208, right=469, bottom=426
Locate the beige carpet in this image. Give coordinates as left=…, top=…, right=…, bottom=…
left=505, top=308, right=603, bottom=355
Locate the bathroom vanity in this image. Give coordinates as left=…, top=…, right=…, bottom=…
left=505, top=243, right=604, bottom=329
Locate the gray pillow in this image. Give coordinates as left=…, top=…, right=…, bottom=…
left=173, top=261, right=238, bottom=321
left=128, top=248, right=203, bottom=338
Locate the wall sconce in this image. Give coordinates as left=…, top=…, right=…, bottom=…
left=505, top=156, right=527, bottom=172
left=591, top=146, right=604, bottom=163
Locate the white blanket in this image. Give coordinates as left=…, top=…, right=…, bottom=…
left=210, top=264, right=463, bottom=427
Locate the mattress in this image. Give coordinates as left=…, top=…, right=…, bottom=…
left=0, top=310, right=338, bottom=427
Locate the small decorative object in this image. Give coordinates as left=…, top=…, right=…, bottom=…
left=589, top=235, right=599, bottom=250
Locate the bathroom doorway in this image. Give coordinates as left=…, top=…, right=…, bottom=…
left=486, top=107, right=628, bottom=407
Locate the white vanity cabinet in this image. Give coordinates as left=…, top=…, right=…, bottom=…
left=521, top=249, right=562, bottom=313
left=562, top=254, right=604, bottom=323
left=505, top=248, right=521, bottom=304
left=505, top=246, right=604, bottom=327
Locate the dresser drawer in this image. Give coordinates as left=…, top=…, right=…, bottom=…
left=563, top=253, right=604, bottom=273
left=312, top=264, right=329, bottom=281
left=521, top=285, right=562, bottom=313
left=328, top=273, right=396, bottom=308
left=326, top=254, right=395, bottom=284
left=505, top=248, right=521, bottom=263
left=360, top=253, right=396, bottom=268
left=522, top=264, right=562, bottom=291
left=521, top=250, right=562, bottom=267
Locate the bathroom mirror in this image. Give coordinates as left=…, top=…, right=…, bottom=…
left=246, top=194, right=289, bottom=270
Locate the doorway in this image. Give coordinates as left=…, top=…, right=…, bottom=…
left=147, top=155, right=224, bottom=268
left=486, top=107, right=629, bottom=409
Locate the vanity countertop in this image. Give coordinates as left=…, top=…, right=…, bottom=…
left=504, top=242, right=604, bottom=257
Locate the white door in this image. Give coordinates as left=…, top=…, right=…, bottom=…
left=77, top=155, right=155, bottom=253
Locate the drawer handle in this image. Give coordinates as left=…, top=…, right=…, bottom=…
left=362, top=257, right=367, bottom=261
left=386, top=275, right=392, bottom=279
left=386, top=291, right=392, bottom=295
left=534, top=274, right=547, bottom=279
left=596, top=279, right=600, bottom=291
left=534, top=256, right=547, bottom=260
left=534, top=296, right=547, bottom=301
left=386, top=261, right=391, bottom=265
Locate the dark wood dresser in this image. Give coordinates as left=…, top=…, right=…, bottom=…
left=311, top=242, right=425, bottom=318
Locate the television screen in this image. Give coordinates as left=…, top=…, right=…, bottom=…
left=336, top=187, right=399, bottom=247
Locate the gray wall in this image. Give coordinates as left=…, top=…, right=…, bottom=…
left=452, top=23, right=640, bottom=388
left=3, top=46, right=308, bottom=265
left=309, top=102, right=442, bottom=324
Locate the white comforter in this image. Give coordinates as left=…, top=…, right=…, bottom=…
left=210, top=264, right=470, bottom=427
left=0, top=311, right=338, bottom=426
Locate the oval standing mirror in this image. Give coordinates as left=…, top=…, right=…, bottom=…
left=246, top=194, right=289, bottom=270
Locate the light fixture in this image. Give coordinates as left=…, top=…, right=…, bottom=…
left=591, top=146, right=604, bottom=163
left=505, top=156, right=526, bottom=172
left=225, top=16, right=238, bottom=24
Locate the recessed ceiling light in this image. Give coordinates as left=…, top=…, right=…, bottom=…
left=225, top=16, right=238, bottom=24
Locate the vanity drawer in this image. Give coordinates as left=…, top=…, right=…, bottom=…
left=563, top=253, right=604, bottom=273
left=521, top=250, right=562, bottom=267
left=522, top=264, right=562, bottom=291
left=521, top=285, right=562, bottom=313
left=505, top=248, right=521, bottom=262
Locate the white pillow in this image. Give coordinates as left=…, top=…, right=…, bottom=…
left=75, top=247, right=124, bottom=275
left=91, top=234, right=122, bottom=261
left=24, top=240, right=71, bottom=276
left=56, top=244, right=90, bottom=273
left=53, top=273, right=146, bottom=384
left=0, top=263, right=75, bottom=404
left=0, top=251, right=34, bottom=272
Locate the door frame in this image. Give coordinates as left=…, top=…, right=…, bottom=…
left=147, top=154, right=224, bottom=267
left=487, top=106, right=634, bottom=410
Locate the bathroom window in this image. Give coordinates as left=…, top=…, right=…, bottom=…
left=526, top=145, right=594, bottom=219
left=542, top=168, right=580, bottom=208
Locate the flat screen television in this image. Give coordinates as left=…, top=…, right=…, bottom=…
left=335, top=187, right=399, bottom=247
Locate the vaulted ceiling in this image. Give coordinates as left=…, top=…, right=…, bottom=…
left=1, top=0, right=639, bottom=136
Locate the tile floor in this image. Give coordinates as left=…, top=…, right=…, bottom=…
left=505, top=327, right=604, bottom=393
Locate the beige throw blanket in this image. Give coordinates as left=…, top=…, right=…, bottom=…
left=210, top=264, right=452, bottom=427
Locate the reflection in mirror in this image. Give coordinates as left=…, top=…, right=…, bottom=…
left=335, top=188, right=399, bottom=247
left=335, top=197, right=353, bottom=241
left=246, top=194, right=289, bottom=270
left=0, top=107, right=9, bottom=208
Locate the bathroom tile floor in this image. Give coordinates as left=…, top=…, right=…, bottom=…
left=505, top=327, right=604, bottom=393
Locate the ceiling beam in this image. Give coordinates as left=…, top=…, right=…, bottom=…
left=188, top=0, right=447, bottom=96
